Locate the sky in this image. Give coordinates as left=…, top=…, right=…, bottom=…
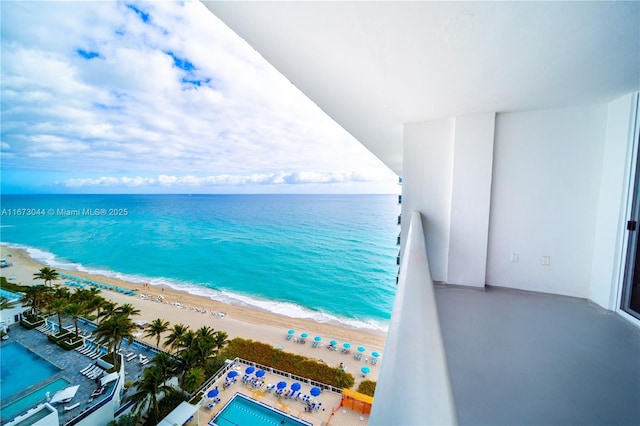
left=0, top=1, right=398, bottom=194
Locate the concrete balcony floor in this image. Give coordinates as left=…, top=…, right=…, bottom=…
left=435, top=285, right=640, bottom=426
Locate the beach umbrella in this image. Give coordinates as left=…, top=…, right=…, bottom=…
left=277, top=381, right=287, bottom=389
left=372, top=352, right=380, bottom=358
left=343, top=343, right=351, bottom=349
left=50, top=385, right=80, bottom=404
left=329, top=340, right=337, bottom=346
left=245, top=366, right=255, bottom=374
left=357, top=346, right=366, bottom=353
left=207, top=389, right=219, bottom=398
left=227, top=371, right=238, bottom=378
left=314, top=336, right=322, bottom=342
left=310, top=387, right=321, bottom=397
left=361, top=366, right=371, bottom=375
left=291, top=383, right=301, bottom=391
left=288, top=329, right=295, bottom=335
left=255, top=370, right=265, bottom=378
left=301, top=333, right=308, bottom=338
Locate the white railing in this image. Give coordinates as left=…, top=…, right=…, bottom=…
left=369, top=211, right=458, bottom=425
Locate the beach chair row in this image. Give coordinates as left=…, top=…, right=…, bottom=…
left=76, top=342, right=106, bottom=359
left=80, top=364, right=104, bottom=380
left=36, top=322, right=58, bottom=335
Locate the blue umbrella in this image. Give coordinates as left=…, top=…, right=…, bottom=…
left=329, top=340, right=337, bottom=346
left=255, top=370, right=265, bottom=378
left=227, top=371, right=238, bottom=378
left=291, top=383, right=301, bottom=391
left=372, top=352, right=380, bottom=358
left=314, top=336, right=322, bottom=342
left=343, top=343, right=351, bottom=349
left=310, top=387, right=321, bottom=397
left=277, top=381, right=287, bottom=389
left=357, top=346, right=366, bottom=353
left=301, top=333, right=308, bottom=338
left=245, top=366, right=255, bottom=374
left=288, top=329, right=295, bottom=335
left=361, top=366, right=371, bottom=375
left=207, top=389, right=219, bottom=398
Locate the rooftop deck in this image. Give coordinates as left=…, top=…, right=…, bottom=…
left=0, top=319, right=154, bottom=425
left=190, top=360, right=369, bottom=426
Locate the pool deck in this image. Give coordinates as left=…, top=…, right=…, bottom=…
left=0, top=319, right=153, bottom=425
left=191, top=360, right=369, bottom=426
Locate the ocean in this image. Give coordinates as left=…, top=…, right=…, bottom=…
left=0, top=194, right=399, bottom=331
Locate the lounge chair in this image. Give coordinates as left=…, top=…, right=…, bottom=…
left=140, top=358, right=150, bottom=365
left=88, top=368, right=104, bottom=380
left=126, top=352, right=137, bottom=361
left=80, top=364, right=94, bottom=375
left=64, top=403, right=80, bottom=411
left=91, top=386, right=106, bottom=397
left=82, top=366, right=98, bottom=377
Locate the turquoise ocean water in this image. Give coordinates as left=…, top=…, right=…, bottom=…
left=0, top=194, right=399, bottom=331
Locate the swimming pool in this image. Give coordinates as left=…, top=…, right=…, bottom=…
left=0, top=343, right=61, bottom=399
left=0, top=377, right=70, bottom=423
left=210, top=393, right=313, bottom=426
left=0, top=288, right=21, bottom=300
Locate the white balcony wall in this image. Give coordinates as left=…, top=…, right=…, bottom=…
left=447, top=113, right=495, bottom=287
left=487, top=104, right=607, bottom=297
left=403, top=119, right=454, bottom=283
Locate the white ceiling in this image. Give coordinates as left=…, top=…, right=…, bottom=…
left=203, top=1, right=640, bottom=174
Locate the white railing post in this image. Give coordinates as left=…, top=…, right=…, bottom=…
left=370, top=211, right=457, bottom=425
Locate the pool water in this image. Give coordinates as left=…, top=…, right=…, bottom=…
left=0, top=378, right=70, bottom=423
left=0, top=343, right=60, bottom=400
left=210, top=393, right=312, bottom=426
left=0, top=288, right=21, bottom=300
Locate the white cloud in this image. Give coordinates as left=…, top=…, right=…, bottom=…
left=58, top=171, right=394, bottom=188
left=1, top=1, right=397, bottom=193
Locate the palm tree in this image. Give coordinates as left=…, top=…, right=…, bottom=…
left=144, top=318, right=170, bottom=349
left=33, top=267, right=59, bottom=287
left=93, top=314, right=136, bottom=365
left=65, top=302, right=88, bottom=339
left=98, top=301, right=118, bottom=319
left=115, top=303, right=140, bottom=318
left=182, top=367, right=204, bottom=393
left=164, top=324, right=189, bottom=354
left=47, top=297, right=67, bottom=335
left=151, top=352, right=177, bottom=386
left=0, top=297, right=17, bottom=310
left=20, top=285, right=51, bottom=317
left=126, top=366, right=173, bottom=422
left=212, top=331, right=230, bottom=354
left=178, top=330, right=196, bottom=356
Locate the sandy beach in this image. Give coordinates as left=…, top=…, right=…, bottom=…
left=0, top=245, right=386, bottom=385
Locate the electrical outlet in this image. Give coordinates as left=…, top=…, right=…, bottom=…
left=511, top=253, right=519, bottom=262
left=542, top=256, right=550, bottom=266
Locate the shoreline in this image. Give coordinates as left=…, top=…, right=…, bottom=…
left=0, top=244, right=387, bottom=384
left=3, top=242, right=390, bottom=333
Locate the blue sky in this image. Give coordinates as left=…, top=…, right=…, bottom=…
left=0, top=1, right=398, bottom=194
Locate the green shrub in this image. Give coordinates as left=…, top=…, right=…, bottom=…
left=0, top=277, right=30, bottom=293
left=48, top=330, right=73, bottom=344
left=59, top=337, right=84, bottom=351
left=356, top=380, right=377, bottom=397
left=20, top=317, right=44, bottom=329
left=222, top=338, right=355, bottom=389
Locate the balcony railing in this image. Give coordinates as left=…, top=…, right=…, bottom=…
left=369, top=211, right=457, bottom=425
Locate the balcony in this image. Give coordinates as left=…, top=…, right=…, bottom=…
left=372, top=211, right=640, bottom=425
